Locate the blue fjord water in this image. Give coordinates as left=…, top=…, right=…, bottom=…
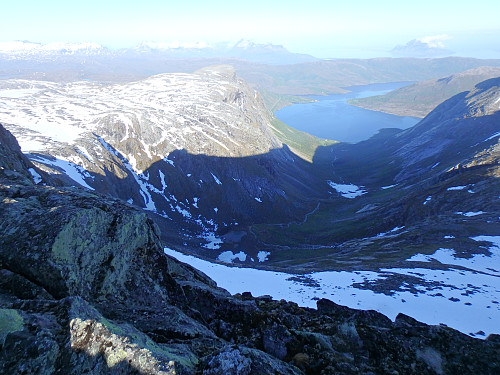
left=275, top=82, right=420, bottom=143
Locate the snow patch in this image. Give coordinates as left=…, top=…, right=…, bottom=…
left=163, top=157, right=175, bottom=167
left=381, top=184, right=397, bottom=190
left=201, top=232, right=223, bottom=249
left=484, top=131, right=500, bottom=142
left=327, top=181, right=366, bottom=198
left=28, top=168, right=42, bottom=184
left=32, top=155, right=94, bottom=190
left=376, top=226, right=405, bottom=237
left=192, top=197, right=199, bottom=208
left=175, top=205, right=192, bottom=219
left=217, top=251, right=247, bottom=263
left=455, top=211, right=485, bottom=217
left=409, top=236, right=500, bottom=275
left=257, top=251, right=270, bottom=262
left=210, top=172, right=222, bottom=185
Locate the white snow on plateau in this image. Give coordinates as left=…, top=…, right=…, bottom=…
left=0, top=89, right=42, bottom=98
left=0, top=70, right=273, bottom=170
left=327, top=180, right=366, bottom=198
left=164, top=244, right=500, bottom=338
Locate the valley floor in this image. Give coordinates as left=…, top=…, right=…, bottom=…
left=165, top=236, right=500, bottom=339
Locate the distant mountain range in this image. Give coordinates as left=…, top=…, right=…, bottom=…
left=0, top=40, right=107, bottom=56
left=0, top=39, right=318, bottom=65
left=3, top=41, right=500, bottom=99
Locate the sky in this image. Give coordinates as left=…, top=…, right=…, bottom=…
left=2, top=0, right=500, bottom=58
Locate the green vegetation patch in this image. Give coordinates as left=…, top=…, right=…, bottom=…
left=0, top=309, right=24, bottom=345
left=270, top=118, right=337, bottom=162
left=259, top=89, right=315, bottom=112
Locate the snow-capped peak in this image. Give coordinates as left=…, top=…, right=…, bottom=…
left=232, top=39, right=286, bottom=51
left=0, top=40, right=42, bottom=52
left=0, top=41, right=106, bottom=56
left=135, top=40, right=211, bottom=50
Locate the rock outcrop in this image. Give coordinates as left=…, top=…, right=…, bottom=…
left=1, top=123, right=500, bottom=374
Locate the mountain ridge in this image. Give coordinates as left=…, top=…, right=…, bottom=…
left=349, top=66, right=500, bottom=117
left=0, top=39, right=318, bottom=65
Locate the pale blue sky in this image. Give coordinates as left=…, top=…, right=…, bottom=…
left=2, top=0, right=499, bottom=58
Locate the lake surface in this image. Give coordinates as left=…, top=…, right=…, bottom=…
left=275, top=82, right=420, bottom=143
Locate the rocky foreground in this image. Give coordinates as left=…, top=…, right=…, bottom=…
left=1, top=123, right=499, bottom=374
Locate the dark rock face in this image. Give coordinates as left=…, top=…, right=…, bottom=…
left=1, top=123, right=500, bottom=374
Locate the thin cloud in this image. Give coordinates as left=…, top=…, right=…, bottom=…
left=418, top=34, right=452, bottom=48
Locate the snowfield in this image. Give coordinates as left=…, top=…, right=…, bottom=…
left=164, top=241, right=500, bottom=339
left=327, top=180, right=366, bottom=198
left=0, top=70, right=276, bottom=171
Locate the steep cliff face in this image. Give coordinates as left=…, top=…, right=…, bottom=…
left=2, top=125, right=500, bottom=374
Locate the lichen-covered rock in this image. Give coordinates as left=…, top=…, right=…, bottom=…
left=202, top=347, right=252, bottom=375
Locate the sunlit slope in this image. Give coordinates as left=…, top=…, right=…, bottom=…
left=349, top=66, right=500, bottom=117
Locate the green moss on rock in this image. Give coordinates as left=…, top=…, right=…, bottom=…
left=0, top=309, right=24, bottom=345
